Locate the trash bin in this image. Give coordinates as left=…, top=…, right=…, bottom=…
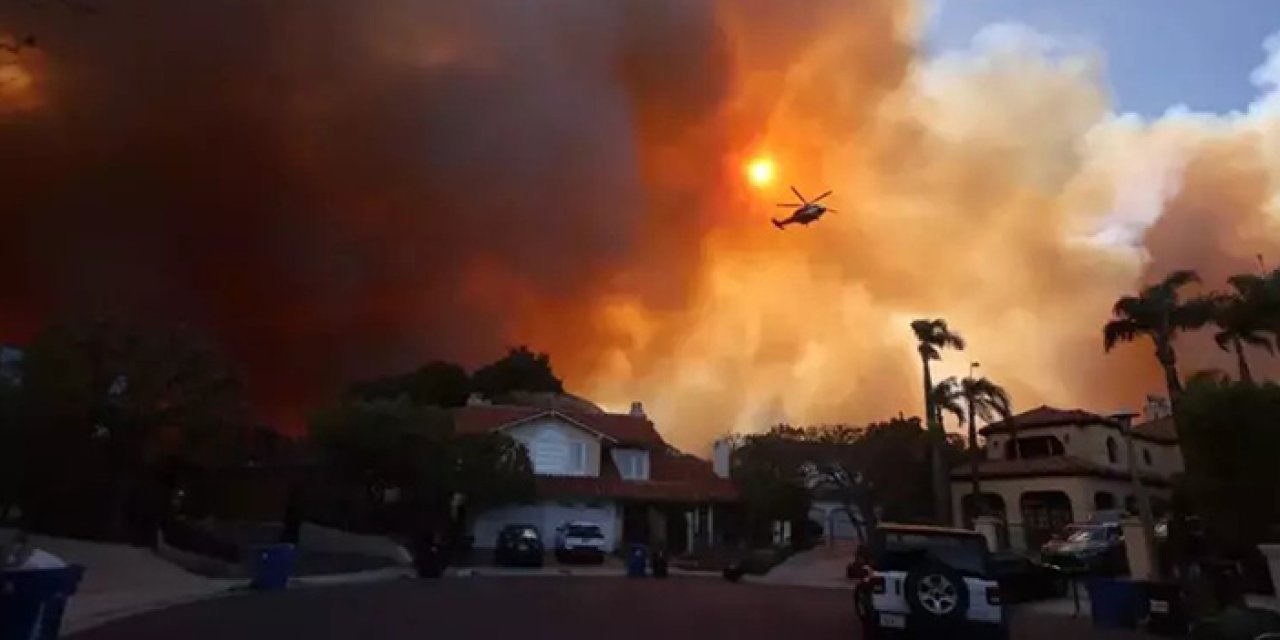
left=1085, top=578, right=1146, bottom=629
left=627, top=545, right=647, bottom=578
left=0, top=565, right=86, bottom=640
left=250, top=543, right=296, bottom=591
left=1144, top=580, right=1190, bottom=636
left=650, top=550, right=668, bottom=579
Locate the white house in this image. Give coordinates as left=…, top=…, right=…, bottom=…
left=950, top=404, right=1182, bottom=551
left=456, top=395, right=738, bottom=553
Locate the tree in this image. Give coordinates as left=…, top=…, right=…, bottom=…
left=911, top=319, right=966, bottom=524
left=1210, top=274, right=1276, bottom=384
left=958, top=376, right=1012, bottom=513
left=1103, top=270, right=1215, bottom=407
left=1176, top=375, right=1280, bottom=565
left=349, top=360, right=472, bottom=407
left=308, top=397, right=533, bottom=536
left=470, top=346, right=564, bottom=399
left=16, top=319, right=247, bottom=540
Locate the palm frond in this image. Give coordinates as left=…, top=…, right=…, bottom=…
left=1103, top=319, right=1143, bottom=352
left=1111, top=295, right=1147, bottom=319
left=1241, top=332, right=1276, bottom=355
left=1213, top=330, right=1233, bottom=353
left=1172, top=295, right=1217, bottom=330
left=1160, top=269, right=1201, bottom=291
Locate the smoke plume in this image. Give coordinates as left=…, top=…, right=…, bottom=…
left=3, top=1, right=1279, bottom=450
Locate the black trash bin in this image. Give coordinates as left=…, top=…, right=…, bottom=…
left=1144, top=581, right=1190, bottom=636
left=650, top=550, right=668, bottom=579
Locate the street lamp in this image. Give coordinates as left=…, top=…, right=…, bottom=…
left=1111, top=409, right=1161, bottom=580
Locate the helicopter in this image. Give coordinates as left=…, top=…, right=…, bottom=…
left=772, top=186, right=835, bottom=229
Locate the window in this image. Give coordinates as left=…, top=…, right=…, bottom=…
left=613, top=448, right=649, bottom=481
left=1106, top=437, right=1118, bottom=464
left=528, top=431, right=588, bottom=476
left=1143, top=448, right=1153, bottom=467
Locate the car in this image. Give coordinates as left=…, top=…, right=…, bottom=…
left=988, top=549, right=1067, bottom=602
left=854, top=523, right=1009, bottom=640
left=494, top=524, right=544, bottom=567
left=554, top=521, right=607, bottom=564
left=1039, top=522, right=1127, bottom=576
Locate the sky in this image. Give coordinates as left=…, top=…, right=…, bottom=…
left=925, top=0, right=1280, bottom=117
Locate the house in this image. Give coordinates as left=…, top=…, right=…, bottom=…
left=949, top=404, right=1181, bottom=551
left=456, top=395, right=738, bottom=553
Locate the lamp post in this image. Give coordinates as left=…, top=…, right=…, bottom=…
left=1112, top=410, right=1161, bottom=581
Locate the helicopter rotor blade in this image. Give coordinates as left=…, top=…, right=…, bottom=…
left=790, top=185, right=806, bottom=203
left=825, top=208, right=838, bottom=213
left=811, top=190, right=833, bottom=203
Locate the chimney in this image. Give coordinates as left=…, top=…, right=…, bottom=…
left=466, top=392, right=489, bottom=407
left=629, top=401, right=645, bottom=417
left=712, top=436, right=733, bottom=479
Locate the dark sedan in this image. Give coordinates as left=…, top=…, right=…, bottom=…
left=495, top=524, right=545, bottom=568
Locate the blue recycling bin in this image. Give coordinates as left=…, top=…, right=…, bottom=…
left=627, top=545, right=647, bottom=578
left=0, top=565, right=86, bottom=640
left=250, top=543, right=296, bottom=591
left=1085, top=577, right=1146, bottom=629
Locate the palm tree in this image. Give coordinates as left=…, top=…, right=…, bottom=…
left=1211, top=274, right=1276, bottom=383
left=1103, top=270, right=1215, bottom=407
left=959, top=376, right=1012, bottom=513
left=911, top=319, right=966, bottom=524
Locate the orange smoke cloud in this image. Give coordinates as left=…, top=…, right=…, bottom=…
left=3, top=1, right=1278, bottom=448
left=511, top=5, right=1280, bottom=452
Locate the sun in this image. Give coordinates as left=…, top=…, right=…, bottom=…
left=746, top=156, right=775, bottom=188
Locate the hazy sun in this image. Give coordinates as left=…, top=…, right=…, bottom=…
left=746, top=156, right=775, bottom=187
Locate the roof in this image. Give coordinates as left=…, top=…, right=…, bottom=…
left=454, top=404, right=665, bottom=447
left=949, top=455, right=1171, bottom=486
left=536, top=452, right=739, bottom=503
left=1132, top=416, right=1178, bottom=443
left=980, top=405, right=1178, bottom=444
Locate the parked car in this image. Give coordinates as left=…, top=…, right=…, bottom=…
left=494, top=524, right=544, bottom=568
left=988, top=549, right=1066, bottom=603
left=1040, top=522, right=1127, bottom=576
left=554, top=522, right=607, bottom=564
left=855, top=523, right=1009, bottom=639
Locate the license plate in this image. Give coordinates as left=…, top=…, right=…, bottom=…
left=880, top=613, right=906, bottom=629
left=1150, top=600, right=1169, bottom=614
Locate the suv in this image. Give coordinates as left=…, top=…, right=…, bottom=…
left=494, top=524, right=544, bottom=568
left=554, top=522, right=607, bottom=564
left=855, top=523, right=1008, bottom=639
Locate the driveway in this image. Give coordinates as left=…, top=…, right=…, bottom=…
left=69, top=576, right=1143, bottom=639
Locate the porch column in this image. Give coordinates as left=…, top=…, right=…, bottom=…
left=686, top=509, right=695, bottom=555
left=706, top=505, right=715, bottom=548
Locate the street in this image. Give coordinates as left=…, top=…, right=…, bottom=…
left=69, top=576, right=1143, bottom=639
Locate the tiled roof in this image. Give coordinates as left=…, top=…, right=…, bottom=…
left=980, top=405, right=1179, bottom=444
left=538, top=453, right=738, bottom=503
left=950, top=455, right=1170, bottom=485
left=1132, top=416, right=1178, bottom=443
left=453, top=404, right=666, bottom=447
left=980, top=406, right=1110, bottom=435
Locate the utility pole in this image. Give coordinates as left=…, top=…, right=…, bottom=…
left=1112, top=410, right=1161, bottom=580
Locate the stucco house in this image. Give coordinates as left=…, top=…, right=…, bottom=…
left=949, top=405, right=1182, bottom=551
left=456, top=395, right=738, bottom=554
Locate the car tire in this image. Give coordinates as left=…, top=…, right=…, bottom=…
left=903, top=560, right=970, bottom=625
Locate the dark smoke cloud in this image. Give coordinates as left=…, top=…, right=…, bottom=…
left=0, top=0, right=731, bottom=428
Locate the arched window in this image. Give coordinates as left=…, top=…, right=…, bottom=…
left=1143, top=448, right=1153, bottom=467
left=1106, top=437, right=1118, bottom=464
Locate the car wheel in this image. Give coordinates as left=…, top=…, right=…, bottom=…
left=903, top=560, right=970, bottom=625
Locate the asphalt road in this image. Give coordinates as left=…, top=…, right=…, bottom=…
left=69, top=576, right=1141, bottom=640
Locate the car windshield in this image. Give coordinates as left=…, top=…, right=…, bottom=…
left=503, top=526, right=539, bottom=539
left=878, top=531, right=989, bottom=576
left=1065, top=526, right=1107, bottom=543
left=565, top=525, right=603, bottom=539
